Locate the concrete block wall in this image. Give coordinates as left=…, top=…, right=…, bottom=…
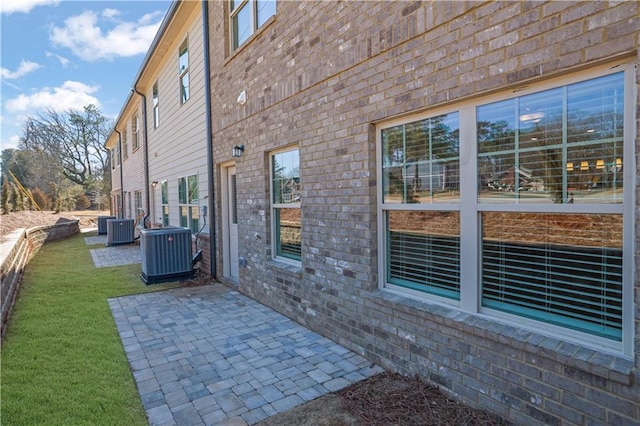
left=207, top=1, right=639, bottom=423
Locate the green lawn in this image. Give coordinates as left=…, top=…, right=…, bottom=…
left=1, top=233, right=179, bottom=425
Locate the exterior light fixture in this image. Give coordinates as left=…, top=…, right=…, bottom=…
left=232, top=144, right=245, bottom=158
left=151, top=180, right=158, bottom=187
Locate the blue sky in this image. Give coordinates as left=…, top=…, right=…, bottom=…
left=1, top=0, right=172, bottom=150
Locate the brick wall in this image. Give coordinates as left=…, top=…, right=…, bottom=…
left=207, top=1, right=639, bottom=423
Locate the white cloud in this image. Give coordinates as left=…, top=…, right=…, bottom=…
left=0, top=0, right=59, bottom=14
left=50, top=9, right=164, bottom=61
left=5, top=81, right=100, bottom=114
left=102, top=8, right=120, bottom=19
left=1, top=60, right=42, bottom=79
left=45, top=51, right=70, bottom=67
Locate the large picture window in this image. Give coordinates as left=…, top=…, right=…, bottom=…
left=378, top=63, right=633, bottom=353
left=229, top=0, right=276, bottom=51
left=179, top=175, right=199, bottom=234
left=271, top=148, right=301, bottom=262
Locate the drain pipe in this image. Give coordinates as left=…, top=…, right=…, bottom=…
left=132, top=86, right=150, bottom=225
left=202, top=0, right=217, bottom=278
left=115, top=129, right=125, bottom=218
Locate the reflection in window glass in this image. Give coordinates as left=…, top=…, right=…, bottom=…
left=233, top=4, right=251, bottom=50
left=477, top=72, right=624, bottom=204
left=178, top=175, right=199, bottom=233
left=257, top=0, right=276, bottom=27
left=272, top=148, right=301, bottom=261
left=179, top=39, right=190, bottom=103
left=276, top=208, right=301, bottom=260
left=382, top=112, right=460, bottom=204
left=231, top=0, right=276, bottom=51
left=161, top=181, right=169, bottom=227
left=272, top=150, right=300, bottom=204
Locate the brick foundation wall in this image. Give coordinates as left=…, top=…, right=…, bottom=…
left=1, top=220, right=80, bottom=339
left=207, top=1, right=639, bottom=423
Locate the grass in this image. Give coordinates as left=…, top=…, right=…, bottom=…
left=1, top=232, right=179, bottom=425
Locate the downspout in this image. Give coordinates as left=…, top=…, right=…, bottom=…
left=115, top=129, right=125, bottom=219
left=202, top=0, right=217, bottom=277
left=132, top=86, right=151, bottom=224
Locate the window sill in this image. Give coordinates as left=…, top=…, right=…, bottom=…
left=371, top=289, right=634, bottom=386
left=225, top=15, right=276, bottom=65
left=267, top=258, right=302, bottom=275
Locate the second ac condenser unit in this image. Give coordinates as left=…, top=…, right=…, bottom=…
left=140, top=227, right=193, bottom=284
left=106, top=219, right=135, bottom=246
left=98, top=215, right=116, bottom=235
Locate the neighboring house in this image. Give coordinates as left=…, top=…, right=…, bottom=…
left=109, top=1, right=640, bottom=423
left=106, top=98, right=146, bottom=225
left=107, top=1, right=211, bottom=264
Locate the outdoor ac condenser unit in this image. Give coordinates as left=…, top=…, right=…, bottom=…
left=98, top=215, right=116, bottom=235
left=140, top=227, right=193, bottom=284
left=106, top=219, right=135, bottom=246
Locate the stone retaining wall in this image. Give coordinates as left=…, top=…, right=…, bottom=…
left=1, top=220, right=80, bottom=339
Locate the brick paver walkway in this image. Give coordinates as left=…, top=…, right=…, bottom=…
left=109, top=285, right=383, bottom=425
left=86, top=234, right=142, bottom=268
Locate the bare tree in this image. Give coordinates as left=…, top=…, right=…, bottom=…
left=19, top=105, right=111, bottom=187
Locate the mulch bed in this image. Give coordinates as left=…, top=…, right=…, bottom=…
left=339, top=372, right=509, bottom=426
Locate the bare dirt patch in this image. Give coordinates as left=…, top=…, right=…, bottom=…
left=258, top=372, right=509, bottom=426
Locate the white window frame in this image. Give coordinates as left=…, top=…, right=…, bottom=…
left=179, top=39, right=189, bottom=104
left=134, top=190, right=143, bottom=217
left=132, top=115, right=139, bottom=151
left=122, top=126, right=128, bottom=160
left=377, top=60, right=635, bottom=356
left=161, top=180, right=169, bottom=227
left=178, top=174, right=199, bottom=234
left=229, top=0, right=276, bottom=52
left=270, top=146, right=301, bottom=264
left=153, top=81, right=159, bottom=128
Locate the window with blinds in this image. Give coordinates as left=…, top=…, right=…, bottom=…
left=481, top=213, right=623, bottom=340
left=378, top=62, right=632, bottom=349
left=381, top=112, right=461, bottom=299
left=271, top=148, right=301, bottom=262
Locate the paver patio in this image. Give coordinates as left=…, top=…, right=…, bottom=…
left=109, top=284, right=383, bottom=425
left=86, top=235, right=142, bottom=268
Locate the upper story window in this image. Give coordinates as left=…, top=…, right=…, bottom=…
left=116, top=141, right=121, bottom=167
left=179, top=39, right=189, bottom=104
left=230, top=0, right=276, bottom=51
left=111, top=148, right=115, bottom=169
left=122, top=127, right=128, bottom=160
left=132, top=115, right=139, bottom=150
left=378, top=61, right=634, bottom=355
left=152, top=82, right=159, bottom=128
left=271, top=147, right=301, bottom=262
